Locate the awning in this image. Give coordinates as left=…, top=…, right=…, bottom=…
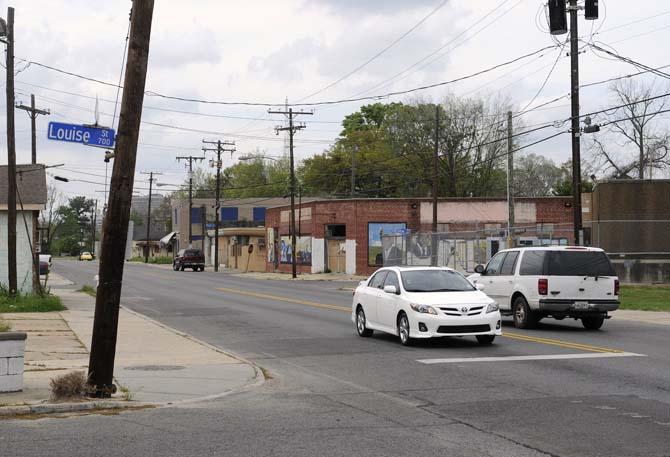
left=159, top=231, right=178, bottom=247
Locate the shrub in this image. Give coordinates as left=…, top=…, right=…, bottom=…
left=50, top=371, right=89, bottom=401
left=0, top=319, right=11, bottom=332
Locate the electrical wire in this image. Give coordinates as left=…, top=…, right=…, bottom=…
left=297, top=0, right=449, bottom=102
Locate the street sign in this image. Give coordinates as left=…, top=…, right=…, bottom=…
left=47, top=122, right=115, bottom=148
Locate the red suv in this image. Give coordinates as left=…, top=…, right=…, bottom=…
left=173, top=249, right=205, bottom=272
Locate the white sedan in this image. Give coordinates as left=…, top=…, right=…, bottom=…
left=352, top=266, right=502, bottom=346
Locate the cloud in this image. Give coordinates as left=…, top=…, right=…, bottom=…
left=304, top=0, right=438, bottom=16
left=247, top=37, right=321, bottom=82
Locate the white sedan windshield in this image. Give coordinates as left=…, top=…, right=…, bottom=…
left=400, top=270, right=475, bottom=292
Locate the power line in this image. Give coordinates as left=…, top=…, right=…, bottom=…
left=297, top=0, right=449, bottom=102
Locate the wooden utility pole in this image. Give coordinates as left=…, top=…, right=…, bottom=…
left=88, top=0, right=155, bottom=398
left=507, top=110, right=515, bottom=248
left=268, top=107, right=313, bottom=279
left=5, top=7, right=17, bottom=295
left=141, top=171, right=160, bottom=263
left=203, top=140, right=235, bottom=272
left=569, top=0, right=582, bottom=245
left=176, top=155, right=205, bottom=247
left=431, top=104, right=439, bottom=266
left=17, top=94, right=50, bottom=293
left=91, top=199, right=97, bottom=256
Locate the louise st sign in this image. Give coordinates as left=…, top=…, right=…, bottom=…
left=47, top=122, right=115, bottom=148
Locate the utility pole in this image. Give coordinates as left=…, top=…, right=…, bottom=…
left=507, top=110, right=515, bottom=248
left=351, top=146, right=356, bottom=197
left=88, top=0, right=155, bottom=398
left=17, top=95, right=50, bottom=293
left=91, top=199, right=97, bottom=256
left=141, top=171, right=161, bottom=263
left=268, top=107, right=313, bottom=279
left=431, top=104, right=439, bottom=266
left=569, top=0, right=582, bottom=245
left=4, top=7, right=17, bottom=295
left=176, top=155, right=205, bottom=247
left=203, top=140, right=235, bottom=272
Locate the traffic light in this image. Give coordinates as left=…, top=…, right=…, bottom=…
left=585, top=0, right=598, bottom=20
left=548, top=0, right=567, bottom=35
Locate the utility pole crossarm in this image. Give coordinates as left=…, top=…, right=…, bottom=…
left=266, top=107, right=313, bottom=279
left=176, top=155, right=205, bottom=248
left=202, top=139, right=235, bottom=272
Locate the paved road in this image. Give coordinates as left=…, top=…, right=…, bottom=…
left=5, top=260, right=670, bottom=457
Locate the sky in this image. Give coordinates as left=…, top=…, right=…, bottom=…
left=0, top=0, right=669, bottom=200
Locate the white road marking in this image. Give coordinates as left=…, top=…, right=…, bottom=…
left=416, top=352, right=646, bottom=364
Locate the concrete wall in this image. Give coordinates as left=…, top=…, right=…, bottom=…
left=0, top=334, right=26, bottom=393
left=0, top=212, right=35, bottom=294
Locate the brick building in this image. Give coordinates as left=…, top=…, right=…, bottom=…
left=265, top=197, right=574, bottom=276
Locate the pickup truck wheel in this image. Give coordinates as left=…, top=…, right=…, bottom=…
left=513, top=296, right=538, bottom=329
left=173, top=263, right=179, bottom=271
left=582, top=316, right=604, bottom=330
left=180, top=265, right=185, bottom=271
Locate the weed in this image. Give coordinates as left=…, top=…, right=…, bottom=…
left=0, top=290, right=65, bottom=313
left=50, top=371, right=88, bottom=401
left=118, top=385, right=134, bottom=401
left=77, top=285, right=97, bottom=298
left=0, top=319, right=11, bottom=332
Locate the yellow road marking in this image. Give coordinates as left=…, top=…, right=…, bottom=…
left=215, top=287, right=351, bottom=313
left=503, top=332, right=623, bottom=353
left=215, top=287, right=623, bottom=354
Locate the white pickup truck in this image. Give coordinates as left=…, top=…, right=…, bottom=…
left=468, top=246, right=619, bottom=330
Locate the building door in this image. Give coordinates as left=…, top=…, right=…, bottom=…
left=325, top=224, right=346, bottom=273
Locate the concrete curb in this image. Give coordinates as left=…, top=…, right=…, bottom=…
left=0, top=400, right=154, bottom=418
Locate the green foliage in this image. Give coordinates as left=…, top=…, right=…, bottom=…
left=0, top=319, right=11, bottom=332
left=130, top=210, right=144, bottom=227
left=301, top=97, right=510, bottom=198
left=127, top=256, right=173, bottom=264
left=0, top=290, right=65, bottom=313
left=620, top=285, right=670, bottom=312
left=551, top=161, right=595, bottom=196
left=51, top=196, right=96, bottom=256
left=222, top=153, right=290, bottom=198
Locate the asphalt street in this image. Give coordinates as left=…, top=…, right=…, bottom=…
left=4, top=259, right=670, bottom=457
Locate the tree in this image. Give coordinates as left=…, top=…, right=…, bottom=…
left=591, top=79, right=670, bottom=179
left=301, top=96, right=511, bottom=198
left=51, top=196, right=96, bottom=255
left=552, top=161, right=594, bottom=196
left=514, top=153, right=563, bottom=197
left=39, top=184, right=64, bottom=254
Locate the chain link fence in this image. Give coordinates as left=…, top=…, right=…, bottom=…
left=381, top=220, right=670, bottom=281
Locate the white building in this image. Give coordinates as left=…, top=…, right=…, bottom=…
left=0, top=165, right=47, bottom=294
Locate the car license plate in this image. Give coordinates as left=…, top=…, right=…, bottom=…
left=573, top=301, right=589, bottom=310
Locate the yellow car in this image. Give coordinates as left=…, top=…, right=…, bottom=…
left=79, top=252, right=93, bottom=261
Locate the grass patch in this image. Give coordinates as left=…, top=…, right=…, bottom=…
left=0, top=319, right=11, bottom=332
left=77, top=285, right=97, bottom=298
left=0, top=292, right=65, bottom=313
left=619, top=285, right=670, bottom=312
left=128, top=256, right=173, bottom=264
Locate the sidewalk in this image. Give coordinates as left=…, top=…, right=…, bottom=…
left=612, top=309, right=670, bottom=326
left=1, top=273, right=260, bottom=411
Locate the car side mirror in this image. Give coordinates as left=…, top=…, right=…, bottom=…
left=383, top=285, right=398, bottom=295
left=474, top=264, right=485, bottom=274
left=475, top=283, right=485, bottom=291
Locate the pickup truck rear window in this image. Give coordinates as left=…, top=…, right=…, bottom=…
left=184, top=250, right=202, bottom=257
left=547, top=251, right=615, bottom=276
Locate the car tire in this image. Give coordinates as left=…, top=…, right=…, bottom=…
left=173, top=263, right=179, bottom=271
left=582, top=316, right=605, bottom=330
left=397, top=313, right=412, bottom=346
left=180, top=265, right=185, bottom=271
left=476, top=334, right=496, bottom=345
left=513, top=296, right=538, bottom=329
left=355, top=307, right=373, bottom=337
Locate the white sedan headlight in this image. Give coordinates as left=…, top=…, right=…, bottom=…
left=410, top=303, right=438, bottom=315
left=486, top=302, right=499, bottom=313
